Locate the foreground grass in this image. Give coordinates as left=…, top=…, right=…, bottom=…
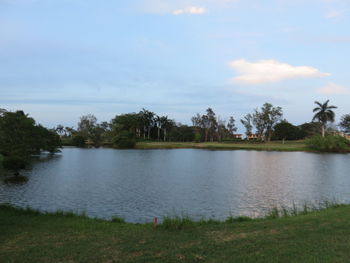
left=136, top=140, right=310, bottom=152
left=1, top=205, right=350, bottom=262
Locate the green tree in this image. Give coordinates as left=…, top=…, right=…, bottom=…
left=0, top=110, right=61, bottom=174
left=160, top=116, right=172, bottom=142
left=312, top=100, right=337, bottom=137
left=299, top=122, right=322, bottom=139
left=339, top=114, right=350, bottom=134
left=55, top=125, right=65, bottom=136
left=77, top=114, right=108, bottom=146
left=206, top=108, right=217, bottom=142
left=251, top=103, right=283, bottom=141
left=113, top=131, right=136, bottom=148
left=240, top=114, right=253, bottom=138
left=139, top=108, right=155, bottom=140
left=227, top=116, right=237, bottom=135
left=273, top=120, right=301, bottom=143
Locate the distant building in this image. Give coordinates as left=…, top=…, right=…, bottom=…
left=332, top=131, right=350, bottom=140
left=247, top=134, right=260, bottom=140
left=232, top=134, right=243, bottom=139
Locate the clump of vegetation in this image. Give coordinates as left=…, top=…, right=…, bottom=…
left=225, top=216, right=253, bottom=223
left=0, top=110, right=61, bottom=174
left=2, top=156, right=27, bottom=175
left=111, top=217, right=126, bottom=223
left=71, top=135, right=86, bottom=147
left=161, top=216, right=195, bottom=230
left=194, top=133, right=201, bottom=143
left=266, top=201, right=345, bottom=219
left=306, top=135, right=349, bottom=152
left=113, top=131, right=136, bottom=149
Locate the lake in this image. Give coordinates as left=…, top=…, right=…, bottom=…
left=0, top=147, right=350, bottom=223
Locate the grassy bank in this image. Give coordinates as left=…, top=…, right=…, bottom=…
left=2, top=204, right=350, bottom=262
left=136, top=141, right=310, bottom=152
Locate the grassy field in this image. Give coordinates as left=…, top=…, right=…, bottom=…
left=136, top=140, right=310, bottom=152
left=1, top=204, right=350, bottom=262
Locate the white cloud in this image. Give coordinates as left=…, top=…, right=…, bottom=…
left=326, top=9, right=341, bottom=18
left=173, top=6, right=206, bottom=15
left=138, top=0, right=239, bottom=14
left=229, top=59, right=331, bottom=84
left=318, top=82, right=348, bottom=95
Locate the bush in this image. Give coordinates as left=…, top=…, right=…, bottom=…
left=161, top=216, right=194, bottom=230
left=72, top=135, right=86, bottom=147
left=113, top=131, right=136, bottom=149
left=306, top=135, right=349, bottom=152
left=3, top=156, right=27, bottom=174
left=194, top=133, right=202, bottom=143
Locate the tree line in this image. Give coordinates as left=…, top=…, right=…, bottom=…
left=56, top=100, right=350, bottom=148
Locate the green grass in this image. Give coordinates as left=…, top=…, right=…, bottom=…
left=136, top=140, right=311, bottom=152
left=2, top=204, right=350, bottom=262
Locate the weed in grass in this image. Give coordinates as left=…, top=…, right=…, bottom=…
left=111, top=217, right=126, bottom=223
left=225, top=216, right=253, bottom=223
left=161, top=216, right=195, bottom=230
left=267, top=207, right=280, bottom=219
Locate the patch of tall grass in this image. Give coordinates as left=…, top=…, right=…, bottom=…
left=266, top=201, right=345, bottom=219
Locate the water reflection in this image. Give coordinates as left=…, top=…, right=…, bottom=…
left=0, top=148, right=349, bottom=222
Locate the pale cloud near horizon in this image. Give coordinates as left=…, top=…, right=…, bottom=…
left=326, top=9, right=341, bottom=18
left=138, top=0, right=239, bottom=14
left=229, top=59, right=331, bottom=84
left=173, top=6, right=206, bottom=15
left=318, top=82, right=348, bottom=95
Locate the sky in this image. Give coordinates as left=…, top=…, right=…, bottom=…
left=0, top=0, right=349, bottom=131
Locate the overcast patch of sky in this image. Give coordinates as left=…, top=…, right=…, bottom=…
left=0, top=0, right=349, bottom=130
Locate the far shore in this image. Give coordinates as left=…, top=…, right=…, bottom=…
left=134, top=141, right=310, bottom=152
left=60, top=140, right=350, bottom=153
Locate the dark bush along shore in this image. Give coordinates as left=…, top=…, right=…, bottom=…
left=1, top=204, right=350, bottom=262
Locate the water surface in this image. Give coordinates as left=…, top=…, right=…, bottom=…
left=0, top=148, right=349, bottom=223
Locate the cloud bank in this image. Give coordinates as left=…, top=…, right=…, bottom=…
left=229, top=59, right=331, bottom=84
left=318, top=82, right=348, bottom=95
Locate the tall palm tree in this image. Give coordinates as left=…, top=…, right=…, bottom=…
left=312, top=100, right=337, bottom=137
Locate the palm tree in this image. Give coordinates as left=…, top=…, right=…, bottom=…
left=139, top=108, right=155, bottom=140
left=312, top=100, right=337, bottom=137
left=160, top=116, right=173, bottom=142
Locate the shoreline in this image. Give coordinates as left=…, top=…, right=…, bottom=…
left=134, top=141, right=350, bottom=153
left=61, top=141, right=350, bottom=153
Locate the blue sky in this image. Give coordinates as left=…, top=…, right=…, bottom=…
left=0, top=0, right=349, bottom=131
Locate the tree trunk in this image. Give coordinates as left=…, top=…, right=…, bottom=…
left=205, top=129, right=208, bottom=142
left=164, top=128, right=166, bottom=142
left=148, top=127, right=150, bottom=140
left=322, top=124, right=325, bottom=137
left=158, top=128, right=160, bottom=141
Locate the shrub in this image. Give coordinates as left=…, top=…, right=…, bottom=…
left=306, top=135, right=349, bottom=152
left=194, top=133, right=202, bottom=143
left=3, top=156, right=27, bottom=174
left=161, top=216, right=194, bottom=230
left=72, top=135, right=86, bottom=147
left=111, top=217, right=125, bottom=223
left=225, top=216, right=253, bottom=223
left=113, top=131, right=136, bottom=149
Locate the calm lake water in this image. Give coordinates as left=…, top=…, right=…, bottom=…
left=1, top=148, right=350, bottom=223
